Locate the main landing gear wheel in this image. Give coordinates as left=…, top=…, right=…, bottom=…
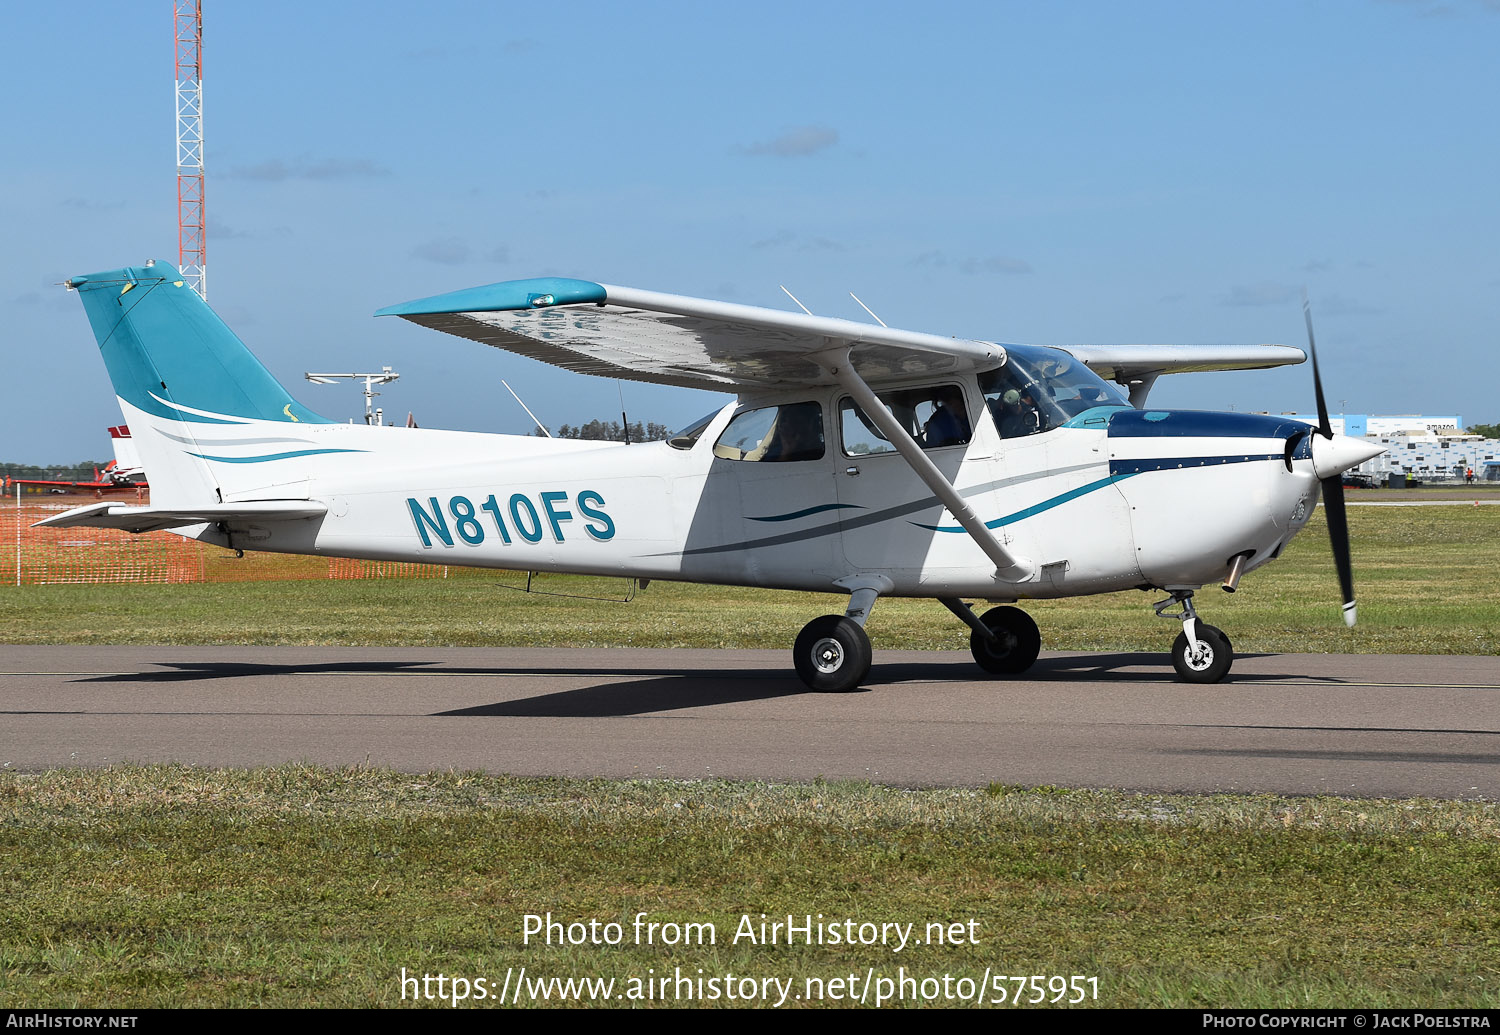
left=1171, top=624, right=1232, bottom=684
left=969, top=606, right=1041, bottom=675
left=793, top=615, right=872, bottom=693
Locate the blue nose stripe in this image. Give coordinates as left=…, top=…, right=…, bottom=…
left=1106, top=409, right=1309, bottom=440
left=1110, top=454, right=1282, bottom=476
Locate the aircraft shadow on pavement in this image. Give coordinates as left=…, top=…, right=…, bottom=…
left=434, top=673, right=849, bottom=718
left=73, top=660, right=803, bottom=684
left=1021, top=652, right=1300, bottom=683
left=432, top=654, right=1319, bottom=719
left=69, top=651, right=1330, bottom=714
left=76, top=660, right=450, bottom=683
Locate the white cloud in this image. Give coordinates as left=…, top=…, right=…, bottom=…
left=411, top=238, right=472, bottom=265
left=1219, top=282, right=1299, bottom=307
left=226, top=156, right=389, bottom=182
left=742, top=126, right=839, bottom=157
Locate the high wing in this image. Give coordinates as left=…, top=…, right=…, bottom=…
left=376, top=278, right=1003, bottom=390
left=1057, top=343, right=1307, bottom=383
left=375, top=277, right=1304, bottom=393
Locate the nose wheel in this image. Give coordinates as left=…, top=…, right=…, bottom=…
left=1171, top=624, right=1232, bottom=682
left=1156, top=591, right=1234, bottom=683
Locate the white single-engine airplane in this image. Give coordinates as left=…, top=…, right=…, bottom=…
left=45, top=261, right=1382, bottom=690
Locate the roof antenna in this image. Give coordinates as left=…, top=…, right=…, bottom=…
left=501, top=379, right=551, bottom=437
left=619, top=383, right=631, bottom=445
left=779, top=284, right=814, bottom=315
left=849, top=292, right=888, bottom=328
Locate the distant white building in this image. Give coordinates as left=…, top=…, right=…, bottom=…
left=1259, top=414, right=1499, bottom=483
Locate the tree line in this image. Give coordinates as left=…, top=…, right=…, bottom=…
left=533, top=420, right=673, bottom=442
left=1, top=461, right=110, bottom=483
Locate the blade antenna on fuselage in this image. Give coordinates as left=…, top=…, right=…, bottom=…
left=779, top=285, right=814, bottom=315
left=848, top=292, right=888, bottom=328
left=501, top=379, right=551, bottom=437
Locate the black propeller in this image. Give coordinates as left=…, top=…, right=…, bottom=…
left=1302, top=294, right=1357, bottom=627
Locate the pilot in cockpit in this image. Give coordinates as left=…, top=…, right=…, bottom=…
left=762, top=404, right=825, bottom=462
left=923, top=385, right=972, bottom=448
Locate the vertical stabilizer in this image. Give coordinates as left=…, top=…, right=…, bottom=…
left=67, top=262, right=331, bottom=508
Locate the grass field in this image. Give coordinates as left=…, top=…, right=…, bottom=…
left=3, top=766, right=1499, bottom=1009
left=3, top=505, right=1496, bottom=655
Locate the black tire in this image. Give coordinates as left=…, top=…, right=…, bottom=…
left=1171, top=624, right=1233, bottom=683
left=793, top=615, right=873, bottom=692
left=969, top=605, right=1041, bottom=675
left=1207, top=624, right=1233, bottom=658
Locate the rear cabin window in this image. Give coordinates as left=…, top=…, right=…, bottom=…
left=839, top=384, right=971, bottom=457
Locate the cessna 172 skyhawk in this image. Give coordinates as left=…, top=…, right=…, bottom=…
left=43, top=261, right=1382, bottom=691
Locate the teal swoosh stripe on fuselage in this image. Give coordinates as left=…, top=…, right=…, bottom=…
left=187, top=448, right=368, bottom=464
left=671, top=462, right=1112, bottom=558
left=916, top=453, right=1284, bottom=533
left=748, top=503, right=864, bottom=523
left=915, top=473, right=1136, bottom=532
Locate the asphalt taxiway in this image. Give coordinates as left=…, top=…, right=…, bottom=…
left=1, top=645, right=1496, bottom=797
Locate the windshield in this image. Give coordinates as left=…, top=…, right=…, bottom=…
left=667, top=408, right=721, bottom=450
left=979, top=345, right=1129, bottom=438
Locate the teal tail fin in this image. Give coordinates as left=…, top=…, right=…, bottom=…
left=69, top=261, right=329, bottom=426
left=68, top=261, right=334, bottom=507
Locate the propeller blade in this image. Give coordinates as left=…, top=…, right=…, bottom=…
left=1321, top=474, right=1357, bottom=626
left=1302, top=292, right=1333, bottom=439
left=1304, top=293, right=1357, bottom=626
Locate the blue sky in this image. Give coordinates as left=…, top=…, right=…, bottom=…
left=3, top=0, right=1497, bottom=461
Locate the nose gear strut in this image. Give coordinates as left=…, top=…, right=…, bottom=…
left=1154, top=591, right=1234, bottom=683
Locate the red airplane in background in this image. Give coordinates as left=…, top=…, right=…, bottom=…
left=4, top=426, right=149, bottom=496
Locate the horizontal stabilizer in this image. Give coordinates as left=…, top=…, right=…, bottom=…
left=33, top=501, right=328, bottom=534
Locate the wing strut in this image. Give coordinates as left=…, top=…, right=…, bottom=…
left=818, top=346, right=1034, bottom=583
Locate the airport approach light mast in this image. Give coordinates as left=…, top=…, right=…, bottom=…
left=175, top=1, right=206, bottom=299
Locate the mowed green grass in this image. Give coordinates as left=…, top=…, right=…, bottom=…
left=2, top=504, right=1496, bottom=654
left=3, top=766, right=1500, bottom=1009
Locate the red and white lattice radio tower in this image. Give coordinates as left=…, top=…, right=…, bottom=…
left=174, top=1, right=206, bottom=299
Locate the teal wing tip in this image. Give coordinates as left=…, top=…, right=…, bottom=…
left=375, top=277, right=607, bottom=318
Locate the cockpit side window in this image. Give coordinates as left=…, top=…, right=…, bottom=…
left=712, top=401, right=825, bottom=462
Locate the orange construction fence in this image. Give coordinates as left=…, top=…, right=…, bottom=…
left=3, top=492, right=467, bottom=586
